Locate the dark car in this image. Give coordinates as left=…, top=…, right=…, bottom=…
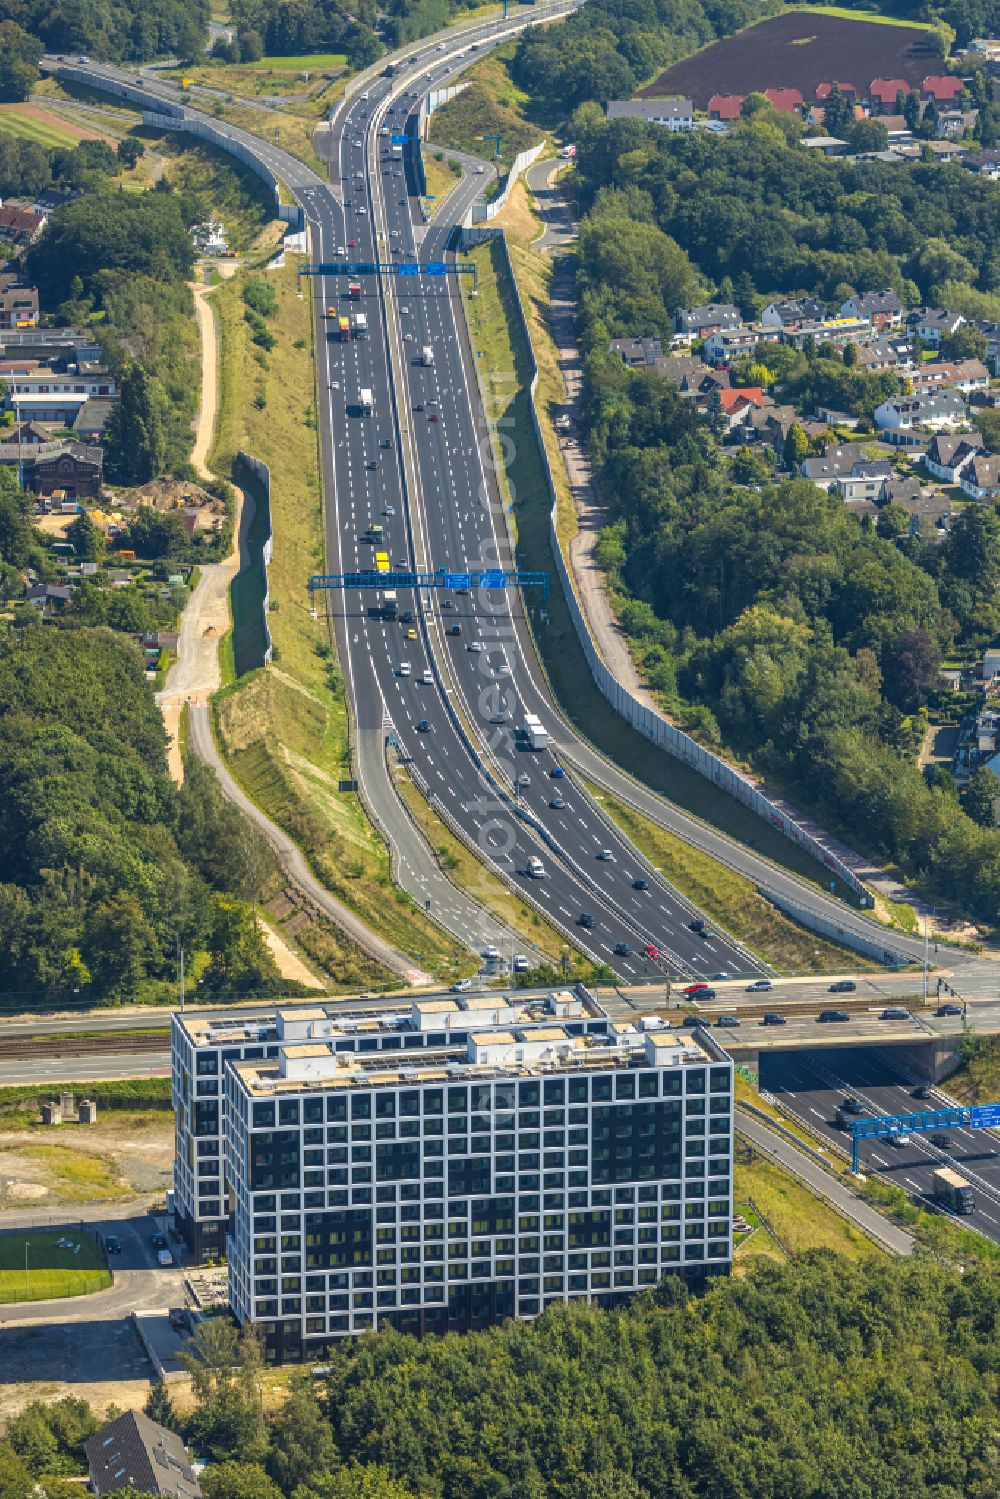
left=549, top=766, right=565, bottom=778
left=689, top=917, right=706, bottom=934
left=829, top=980, right=857, bottom=993
left=683, top=1014, right=710, bottom=1027
left=936, top=1002, right=962, bottom=1017
left=168, top=1307, right=188, bottom=1332
left=912, top=1084, right=932, bottom=1100
left=839, top=1096, right=863, bottom=1116
left=761, top=1012, right=787, bottom=1026
left=400, top=611, right=415, bottom=624
left=716, top=1014, right=741, bottom=1028
left=105, top=1235, right=122, bottom=1255
left=381, top=438, right=393, bottom=449
left=447, top=624, right=462, bottom=636
left=550, top=795, right=566, bottom=809
left=882, top=1006, right=910, bottom=1020
left=416, top=719, right=431, bottom=733
left=151, top=1232, right=168, bottom=1250
left=931, top=1132, right=954, bottom=1149
left=579, top=913, right=596, bottom=929
left=366, top=459, right=378, bottom=470
left=632, top=878, right=648, bottom=891
left=613, top=942, right=630, bottom=957
left=442, top=599, right=455, bottom=610
left=818, top=1009, right=850, bottom=1023
left=414, top=402, right=425, bottom=412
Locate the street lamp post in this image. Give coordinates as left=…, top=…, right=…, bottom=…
left=24, top=1239, right=29, bottom=1301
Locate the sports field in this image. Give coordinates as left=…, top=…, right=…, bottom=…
left=0, top=103, right=101, bottom=148
left=0, top=1228, right=111, bottom=1305
left=641, top=9, right=942, bottom=107
left=259, top=52, right=347, bottom=70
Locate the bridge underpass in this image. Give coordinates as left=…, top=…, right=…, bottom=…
left=755, top=1043, right=1000, bottom=1242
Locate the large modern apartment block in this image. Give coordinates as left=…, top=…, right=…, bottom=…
left=174, top=989, right=735, bottom=1363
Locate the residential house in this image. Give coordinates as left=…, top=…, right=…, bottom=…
left=0, top=329, right=101, bottom=364
left=984, top=648, right=1000, bottom=684
left=25, top=582, right=74, bottom=612
left=707, top=94, right=743, bottom=121
left=890, top=139, right=969, bottom=161
left=911, top=358, right=990, bottom=395
left=760, top=297, right=825, bottom=330
left=839, top=290, right=903, bottom=328
left=874, top=389, right=969, bottom=435
left=959, top=451, right=1000, bottom=499
left=31, top=187, right=77, bottom=219
left=778, top=316, right=870, bottom=350
left=5, top=367, right=117, bottom=399
left=801, top=135, right=848, bottom=155
left=0, top=277, right=39, bottom=330
left=714, top=386, right=766, bottom=432
left=815, top=405, right=861, bottom=428
left=800, top=443, right=891, bottom=490
left=85, top=1412, right=202, bottom=1499
left=674, top=303, right=741, bottom=339
left=608, top=336, right=664, bottom=367
left=0, top=438, right=103, bottom=498
left=922, top=74, right=966, bottom=104
left=702, top=325, right=760, bottom=366
left=191, top=218, right=228, bottom=253
left=854, top=339, right=901, bottom=373
left=977, top=321, right=1000, bottom=375
left=0, top=205, right=44, bottom=246
left=816, top=81, right=857, bottom=102
left=764, top=87, right=804, bottom=113
left=74, top=397, right=115, bottom=440
left=835, top=460, right=893, bottom=502
left=2, top=419, right=52, bottom=446
left=964, top=147, right=1000, bottom=178
left=868, top=78, right=909, bottom=114
left=914, top=308, right=965, bottom=345
left=925, top=431, right=984, bottom=482
left=936, top=108, right=979, bottom=138
left=882, top=477, right=954, bottom=538
left=607, top=98, right=694, bottom=129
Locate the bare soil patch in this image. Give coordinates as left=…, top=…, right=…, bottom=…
left=641, top=12, right=940, bottom=108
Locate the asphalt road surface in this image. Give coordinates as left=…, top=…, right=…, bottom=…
left=762, top=1047, right=1000, bottom=1243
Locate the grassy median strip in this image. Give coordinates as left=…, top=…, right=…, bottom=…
left=584, top=779, right=879, bottom=976
left=208, top=259, right=475, bottom=981
left=0, top=1229, right=112, bottom=1305
left=460, top=226, right=869, bottom=899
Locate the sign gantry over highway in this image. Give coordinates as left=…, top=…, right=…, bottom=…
left=309, top=567, right=550, bottom=602
left=848, top=1103, right=1000, bottom=1171
left=300, top=261, right=479, bottom=291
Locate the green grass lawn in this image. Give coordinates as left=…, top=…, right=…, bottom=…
left=0, top=1229, right=111, bottom=1305
left=259, top=53, right=348, bottom=70
left=0, top=110, right=87, bottom=149
left=788, top=3, right=938, bottom=29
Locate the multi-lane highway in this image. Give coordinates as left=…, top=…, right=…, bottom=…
left=47, top=24, right=986, bottom=985
left=762, top=1047, right=1000, bottom=1242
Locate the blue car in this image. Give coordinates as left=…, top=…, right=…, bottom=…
left=549, top=766, right=565, bottom=779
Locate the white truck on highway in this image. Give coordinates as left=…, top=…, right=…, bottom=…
left=523, top=713, right=548, bottom=750
left=421, top=344, right=434, bottom=366
left=353, top=312, right=368, bottom=338
left=360, top=388, right=373, bottom=413
left=526, top=856, right=545, bottom=878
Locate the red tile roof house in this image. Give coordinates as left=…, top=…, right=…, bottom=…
left=922, top=74, right=965, bottom=103
left=868, top=78, right=909, bottom=114
left=715, top=386, right=766, bottom=431
left=764, top=87, right=805, bottom=113
left=708, top=94, right=743, bottom=121
left=816, top=82, right=857, bottom=101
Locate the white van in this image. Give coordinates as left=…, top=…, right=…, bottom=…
left=397, top=662, right=411, bottom=676
left=526, top=856, right=545, bottom=878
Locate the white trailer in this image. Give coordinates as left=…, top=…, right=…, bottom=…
left=523, top=713, right=547, bottom=750
left=353, top=312, right=368, bottom=338
left=359, top=387, right=373, bottom=413
left=421, top=344, right=434, bottom=366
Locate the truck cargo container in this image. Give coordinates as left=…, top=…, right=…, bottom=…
left=523, top=713, right=548, bottom=750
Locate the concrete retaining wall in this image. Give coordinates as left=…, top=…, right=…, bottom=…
left=489, top=232, right=871, bottom=902
left=761, top=890, right=912, bottom=967
left=470, top=141, right=546, bottom=224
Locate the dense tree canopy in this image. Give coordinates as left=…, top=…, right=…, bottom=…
left=0, top=627, right=279, bottom=1004
left=0, top=0, right=208, bottom=61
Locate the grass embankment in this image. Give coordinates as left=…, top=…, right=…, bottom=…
left=163, top=57, right=347, bottom=106
left=733, top=1155, right=880, bottom=1264
left=215, top=100, right=326, bottom=176
left=787, top=3, right=938, bottom=29
left=945, top=1036, right=1000, bottom=1105
left=734, top=1074, right=840, bottom=1156
left=423, top=152, right=463, bottom=213
left=427, top=45, right=539, bottom=171
left=394, top=768, right=563, bottom=963
left=586, top=780, right=880, bottom=975
left=0, top=1230, right=111, bottom=1305
left=459, top=233, right=867, bottom=900
left=209, top=261, right=474, bottom=982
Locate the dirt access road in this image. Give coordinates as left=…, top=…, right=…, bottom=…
left=156, top=268, right=243, bottom=786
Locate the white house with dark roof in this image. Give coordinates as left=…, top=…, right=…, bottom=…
left=874, top=389, right=969, bottom=435
left=839, top=290, right=903, bottom=327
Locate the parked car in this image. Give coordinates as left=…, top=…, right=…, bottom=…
left=151, top=1232, right=168, bottom=1250
left=683, top=1014, right=710, bottom=1028
left=881, top=1007, right=910, bottom=1020
left=105, top=1235, right=121, bottom=1255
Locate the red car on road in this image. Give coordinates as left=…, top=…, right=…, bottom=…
left=643, top=943, right=660, bottom=960
left=682, top=982, right=710, bottom=996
